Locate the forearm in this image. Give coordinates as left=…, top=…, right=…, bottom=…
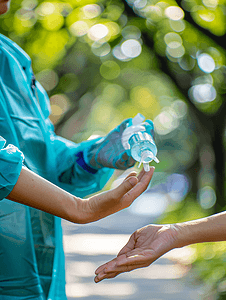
left=7, top=166, right=81, bottom=223
left=175, top=211, right=226, bottom=247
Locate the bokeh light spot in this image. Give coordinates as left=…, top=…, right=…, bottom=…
left=169, top=19, right=186, bottom=32
left=154, top=109, right=180, bottom=135
left=198, top=9, right=215, bottom=22
left=49, top=94, right=69, bottom=124
left=58, top=73, right=80, bottom=93
left=190, top=84, right=217, bottom=103
left=36, top=69, right=59, bottom=91
left=198, top=186, right=216, bottom=209
left=83, top=4, right=101, bottom=19
left=41, top=13, right=64, bottom=31
left=106, top=22, right=120, bottom=38
left=171, top=100, right=188, bottom=118
left=70, top=21, right=89, bottom=36
left=144, top=5, right=162, bottom=21
left=202, top=0, right=218, bottom=8
left=22, top=0, right=38, bottom=11
left=113, top=46, right=131, bottom=61
left=167, top=44, right=185, bottom=58
left=100, top=61, right=121, bottom=80
left=88, top=24, right=109, bottom=41
left=165, top=6, right=184, bottom=20
left=164, top=32, right=182, bottom=48
left=130, top=86, right=156, bottom=109
left=105, top=5, right=124, bottom=21
left=179, top=54, right=196, bottom=71
left=197, top=53, right=215, bottom=73
left=121, top=39, right=142, bottom=58
left=51, top=104, right=63, bottom=116
left=91, top=42, right=111, bottom=57
left=37, top=2, right=55, bottom=16
left=208, top=47, right=223, bottom=68
left=121, top=25, right=141, bottom=40
left=134, top=0, right=147, bottom=9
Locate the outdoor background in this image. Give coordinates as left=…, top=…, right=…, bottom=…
left=1, top=0, right=226, bottom=298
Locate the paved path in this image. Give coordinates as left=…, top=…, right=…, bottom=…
left=62, top=208, right=204, bottom=300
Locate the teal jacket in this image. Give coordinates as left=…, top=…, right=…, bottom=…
left=0, top=33, right=114, bottom=300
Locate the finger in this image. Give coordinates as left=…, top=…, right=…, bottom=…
left=137, top=166, right=155, bottom=184
left=137, top=168, right=146, bottom=181
left=95, top=263, right=109, bottom=274
left=97, top=258, right=151, bottom=275
left=110, top=175, right=138, bottom=199
left=107, top=253, right=151, bottom=271
left=143, top=120, right=154, bottom=129
left=117, top=233, right=136, bottom=256
left=116, top=252, right=154, bottom=267
left=95, top=262, right=148, bottom=282
left=121, top=167, right=154, bottom=205
left=142, top=120, right=154, bottom=135
left=95, top=257, right=118, bottom=274
left=123, top=171, right=137, bottom=180
left=88, top=173, right=139, bottom=222
left=94, top=271, right=120, bottom=283
left=97, top=248, right=156, bottom=273
left=135, top=167, right=155, bottom=191
left=95, top=252, right=152, bottom=276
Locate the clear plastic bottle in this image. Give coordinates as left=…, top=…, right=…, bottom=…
left=122, top=113, right=159, bottom=171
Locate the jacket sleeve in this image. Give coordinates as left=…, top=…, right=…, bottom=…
left=36, top=82, right=115, bottom=198
left=0, top=136, right=24, bottom=200
left=50, top=131, right=114, bottom=198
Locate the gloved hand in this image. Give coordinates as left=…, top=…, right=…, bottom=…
left=83, top=118, right=154, bottom=170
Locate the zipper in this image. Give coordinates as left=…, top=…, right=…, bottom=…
left=31, top=74, right=40, bottom=106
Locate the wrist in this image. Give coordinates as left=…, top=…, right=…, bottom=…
left=172, top=217, right=210, bottom=248
left=67, top=196, right=90, bottom=224
left=83, top=139, right=104, bottom=170
left=160, top=224, right=185, bottom=249
left=76, top=151, right=99, bottom=174
left=170, top=223, right=192, bottom=248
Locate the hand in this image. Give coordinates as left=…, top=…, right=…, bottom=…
left=76, top=167, right=155, bottom=223
left=83, top=119, right=154, bottom=170
left=94, top=223, right=179, bottom=282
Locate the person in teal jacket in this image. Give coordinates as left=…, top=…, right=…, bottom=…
left=0, top=1, right=155, bottom=299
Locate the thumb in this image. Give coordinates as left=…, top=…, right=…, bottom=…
left=118, top=232, right=136, bottom=256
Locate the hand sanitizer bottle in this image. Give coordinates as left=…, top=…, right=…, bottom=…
left=121, top=113, right=159, bottom=172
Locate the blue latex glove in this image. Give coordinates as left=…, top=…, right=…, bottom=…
left=83, top=118, right=154, bottom=170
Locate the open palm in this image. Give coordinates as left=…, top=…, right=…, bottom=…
left=95, top=224, right=179, bottom=282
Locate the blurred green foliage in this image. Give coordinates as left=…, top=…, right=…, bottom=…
left=1, top=0, right=226, bottom=298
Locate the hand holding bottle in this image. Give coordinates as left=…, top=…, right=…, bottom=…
left=83, top=116, right=155, bottom=170
left=121, top=113, right=159, bottom=171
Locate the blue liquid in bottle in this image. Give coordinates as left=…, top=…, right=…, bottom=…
left=129, top=131, right=159, bottom=171
left=121, top=113, right=159, bottom=171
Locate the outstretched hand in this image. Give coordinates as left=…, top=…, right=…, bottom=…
left=78, top=167, right=155, bottom=223
left=94, top=223, right=179, bottom=282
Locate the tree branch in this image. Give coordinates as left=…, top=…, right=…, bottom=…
left=122, top=0, right=226, bottom=210
left=175, top=0, right=226, bottom=50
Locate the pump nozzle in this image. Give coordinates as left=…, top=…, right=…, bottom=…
left=154, top=157, right=160, bottom=163
left=132, top=113, right=145, bottom=126
left=138, top=149, right=159, bottom=171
